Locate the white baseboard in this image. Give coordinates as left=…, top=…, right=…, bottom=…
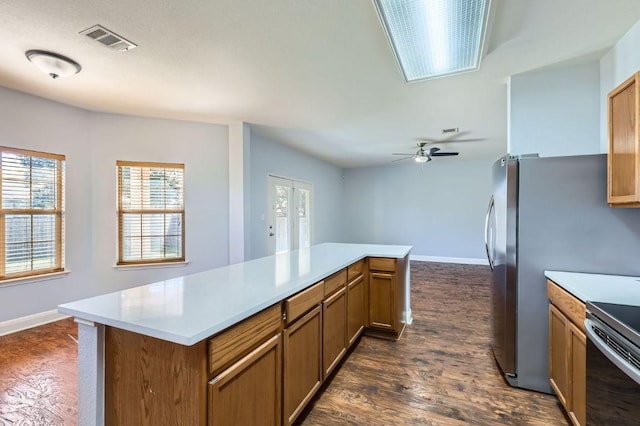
left=0, top=309, right=69, bottom=336
left=410, top=254, right=489, bottom=265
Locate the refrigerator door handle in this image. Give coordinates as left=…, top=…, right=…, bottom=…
left=484, top=195, right=495, bottom=271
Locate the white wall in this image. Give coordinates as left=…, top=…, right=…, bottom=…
left=0, top=87, right=93, bottom=323
left=600, top=19, right=640, bottom=150
left=342, top=159, right=492, bottom=260
left=0, top=86, right=230, bottom=322
left=248, top=132, right=344, bottom=259
left=89, top=113, right=229, bottom=294
left=509, top=61, right=601, bottom=157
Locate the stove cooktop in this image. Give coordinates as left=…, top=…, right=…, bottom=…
left=588, top=301, right=640, bottom=349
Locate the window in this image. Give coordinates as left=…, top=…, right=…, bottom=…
left=117, top=161, right=185, bottom=265
left=0, top=147, right=65, bottom=281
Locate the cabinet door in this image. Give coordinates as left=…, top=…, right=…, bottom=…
left=568, top=321, right=586, bottom=426
left=323, top=286, right=347, bottom=379
left=369, top=271, right=396, bottom=332
left=347, top=275, right=365, bottom=347
left=283, top=305, right=323, bottom=426
left=608, top=72, right=640, bottom=206
left=549, top=304, right=569, bottom=408
left=208, top=334, right=281, bottom=426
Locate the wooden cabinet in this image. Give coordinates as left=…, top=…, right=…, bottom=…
left=283, top=305, right=322, bottom=426
left=369, top=270, right=396, bottom=331
left=568, top=321, right=586, bottom=426
left=105, top=328, right=208, bottom=426
left=367, top=256, right=406, bottom=339
left=347, top=274, right=365, bottom=347
left=208, top=334, right=282, bottom=426
left=547, top=279, right=586, bottom=426
left=608, top=71, right=640, bottom=207
left=208, top=304, right=282, bottom=376
left=549, top=303, right=569, bottom=407
left=103, top=255, right=410, bottom=426
left=323, top=286, right=347, bottom=378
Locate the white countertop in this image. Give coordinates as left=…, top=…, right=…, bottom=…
left=545, top=270, right=640, bottom=305
left=59, top=243, right=411, bottom=346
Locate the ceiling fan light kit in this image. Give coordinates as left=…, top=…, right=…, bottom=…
left=392, top=141, right=460, bottom=164
left=25, top=50, right=81, bottom=79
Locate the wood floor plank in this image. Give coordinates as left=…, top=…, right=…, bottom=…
left=0, top=318, right=78, bottom=425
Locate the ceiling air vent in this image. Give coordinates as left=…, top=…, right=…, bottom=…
left=79, top=25, right=137, bottom=52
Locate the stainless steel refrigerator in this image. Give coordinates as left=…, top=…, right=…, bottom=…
left=485, top=153, right=640, bottom=393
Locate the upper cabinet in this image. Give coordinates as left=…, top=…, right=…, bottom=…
left=608, top=71, right=640, bottom=207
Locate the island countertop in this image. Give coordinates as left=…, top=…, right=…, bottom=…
left=545, top=270, right=640, bottom=306
left=59, top=243, right=411, bottom=346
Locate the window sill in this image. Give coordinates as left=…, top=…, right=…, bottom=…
left=113, top=261, right=190, bottom=271
left=0, top=270, right=71, bottom=288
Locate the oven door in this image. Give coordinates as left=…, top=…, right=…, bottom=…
left=585, top=318, right=640, bottom=425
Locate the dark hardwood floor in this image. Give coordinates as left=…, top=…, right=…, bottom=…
left=298, top=262, right=568, bottom=426
left=0, top=262, right=568, bottom=425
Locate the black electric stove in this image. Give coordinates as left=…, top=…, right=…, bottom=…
left=585, top=301, right=640, bottom=425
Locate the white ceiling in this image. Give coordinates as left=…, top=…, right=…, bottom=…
left=1, top=0, right=639, bottom=167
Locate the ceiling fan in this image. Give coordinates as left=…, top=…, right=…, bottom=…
left=392, top=142, right=459, bottom=163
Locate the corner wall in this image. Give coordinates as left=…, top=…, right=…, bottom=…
left=342, top=159, right=492, bottom=261
left=248, top=133, right=344, bottom=259
left=0, top=86, right=230, bottom=323
left=600, top=19, right=640, bottom=150
left=509, top=61, right=601, bottom=157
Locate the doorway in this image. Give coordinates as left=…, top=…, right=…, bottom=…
left=267, top=175, right=312, bottom=255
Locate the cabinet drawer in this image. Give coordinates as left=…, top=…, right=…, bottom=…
left=547, top=280, right=586, bottom=333
left=347, top=259, right=364, bottom=281
left=208, top=303, right=282, bottom=376
left=324, top=268, right=347, bottom=296
left=369, top=257, right=396, bottom=272
left=285, top=281, right=324, bottom=325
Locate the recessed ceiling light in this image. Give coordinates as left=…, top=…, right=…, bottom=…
left=25, top=50, right=81, bottom=79
left=374, top=0, right=492, bottom=82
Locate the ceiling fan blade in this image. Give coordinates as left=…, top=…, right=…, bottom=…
left=447, top=138, right=486, bottom=143
left=431, top=152, right=459, bottom=157
left=392, top=152, right=415, bottom=156
left=392, top=156, right=414, bottom=162
left=429, top=147, right=440, bottom=155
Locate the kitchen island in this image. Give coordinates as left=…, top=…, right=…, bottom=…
left=59, top=242, right=412, bottom=426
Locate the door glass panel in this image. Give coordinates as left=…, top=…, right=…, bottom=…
left=275, top=184, right=290, bottom=254
left=297, top=188, right=311, bottom=249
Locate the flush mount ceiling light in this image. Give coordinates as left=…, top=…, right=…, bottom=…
left=374, top=0, right=492, bottom=82
left=25, top=50, right=81, bottom=79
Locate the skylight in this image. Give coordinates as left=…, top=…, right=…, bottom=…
left=374, top=0, right=491, bottom=82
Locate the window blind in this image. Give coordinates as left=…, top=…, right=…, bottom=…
left=117, top=161, right=185, bottom=264
left=0, top=147, right=65, bottom=280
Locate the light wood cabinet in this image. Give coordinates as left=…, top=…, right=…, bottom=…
left=368, top=257, right=397, bottom=334
left=283, top=305, right=322, bottom=426
left=608, top=71, right=640, bottom=207
left=103, top=255, right=410, bottom=426
left=547, top=279, right=586, bottom=426
left=568, top=320, right=586, bottom=426
left=366, top=256, right=407, bottom=340
left=208, top=334, right=282, bottom=426
left=105, top=327, right=208, bottom=426
left=347, top=274, right=365, bottom=347
left=549, top=303, right=569, bottom=407
left=369, top=271, right=396, bottom=331
left=323, top=286, right=347, bottom=378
